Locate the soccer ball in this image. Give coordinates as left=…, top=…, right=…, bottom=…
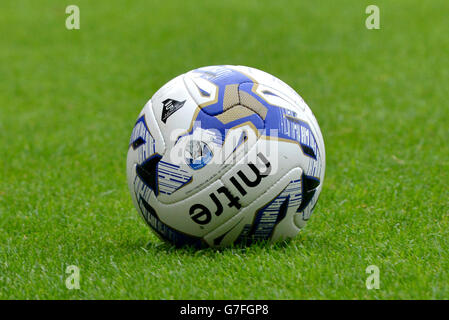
left=126, top=65, right=325, bottom=247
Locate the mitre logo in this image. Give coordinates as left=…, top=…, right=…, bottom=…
left=161, top=98, right=186, bottom=123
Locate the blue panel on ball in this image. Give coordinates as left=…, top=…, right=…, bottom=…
left=187, top=66, right=322, bottom=163
left=129, top=115, right=157, bottom=164
left=157, top=161, right=192, bottom=195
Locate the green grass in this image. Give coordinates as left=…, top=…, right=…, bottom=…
left=1, top=0, right=448, bottom=299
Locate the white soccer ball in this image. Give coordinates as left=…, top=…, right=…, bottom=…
left=126, top=65, right=325, bottom=247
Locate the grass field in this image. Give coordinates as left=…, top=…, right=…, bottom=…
left=1, top=0, right=448, bottom=299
